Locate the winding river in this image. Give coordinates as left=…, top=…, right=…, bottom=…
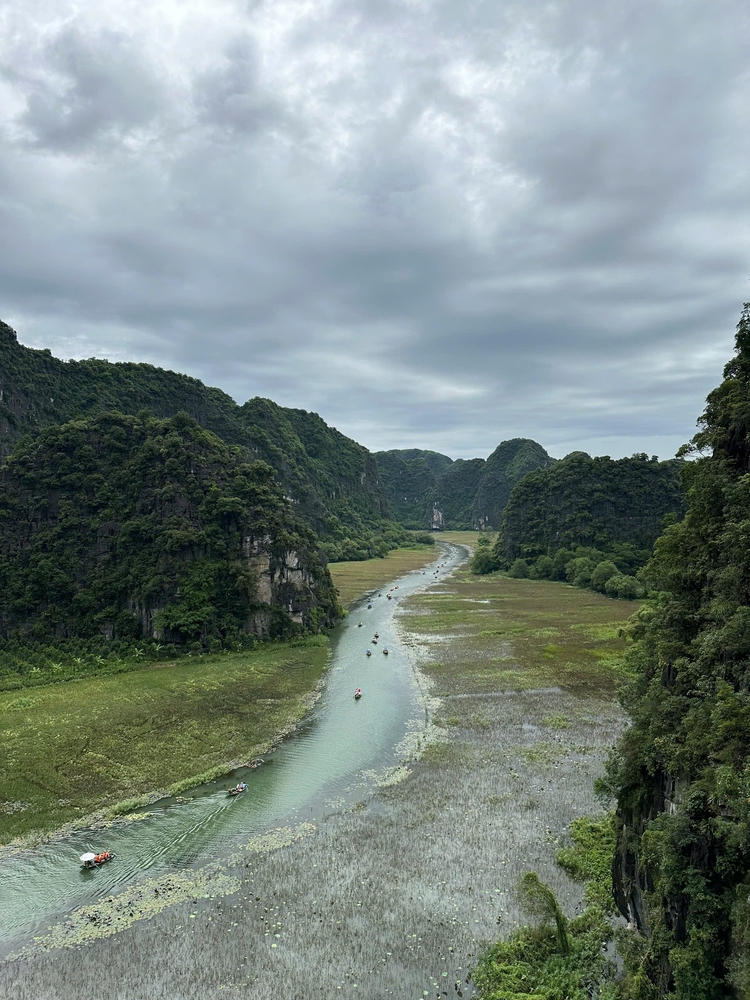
left=0, top=542, right=466, bottom=959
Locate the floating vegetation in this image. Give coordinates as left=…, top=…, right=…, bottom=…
left=244, top=822, right=317, bottom=854
left=7, top=865, right=241, bottom=957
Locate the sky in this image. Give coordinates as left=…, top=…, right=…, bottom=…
left=1, top=0, right=749, bottom=462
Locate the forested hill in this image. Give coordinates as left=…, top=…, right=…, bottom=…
left=608, top=303, right=750, bottom=996
left=0, top=411, right=339, bottom=645
left=374, top=438, right=554, bottom=530
left=496, top=451, right=684, bottom=560
left=0, top=320, right=395, bottom=559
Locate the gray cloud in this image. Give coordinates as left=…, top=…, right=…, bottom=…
left=0, top=0, right=748, bottom=461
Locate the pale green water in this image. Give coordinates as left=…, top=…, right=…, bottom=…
left=0, top=543, right=466, bottom=956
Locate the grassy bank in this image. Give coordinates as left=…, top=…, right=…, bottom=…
left=0, top=637, right=330, bottom=845
left=328, top=544, right=437, bottom=605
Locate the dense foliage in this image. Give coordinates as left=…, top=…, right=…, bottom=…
left=474, top=438, right=556, bottom=530
left=0, top=411, right=339, bottom=656
left=606, top=304, right=750, bottom=998
left=474, top=872, right=617, bottom=1000
left=473, top=541, right=649, bottom=600
left=0, top=319, right=403, bottom=559
left=497, top=452, right=684, bottom=563
left=374, top=439, right=553, bottom=531
left=371, top=450, right=441, bottom=529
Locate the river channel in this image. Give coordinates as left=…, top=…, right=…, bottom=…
left=0, top=542, right=466, bottom=959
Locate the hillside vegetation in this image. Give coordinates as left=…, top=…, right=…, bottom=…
left=374, top=438, right=554, bottom=530
left=607, top=303, right=750, bottom=998
left=0, top=320, right=400, bottom=560
left=469, top=452, right=684, bottom=594
left=0, top=411, right=338, bottom=660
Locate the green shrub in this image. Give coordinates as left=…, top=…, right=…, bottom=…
left=591, top=560, right=619, bottom=592
left=472, top=548, right=499, bottom=575
left=508, top=558, right=530, bottom=579
left=533, top=554, right=555, bottom=579
left=566, top=556, right=596, bottom=587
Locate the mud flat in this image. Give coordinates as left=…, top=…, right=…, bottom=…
left=0, top=560, right=638, bottom=1000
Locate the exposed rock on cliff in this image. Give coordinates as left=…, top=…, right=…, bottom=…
left=0, top=411, right=339, bottom=644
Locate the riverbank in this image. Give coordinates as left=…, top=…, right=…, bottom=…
left=1, top=554, right=638, bottom=999
left=0, top=637, right=330, bottom=847
left=328, top=543, right=437, bottom=605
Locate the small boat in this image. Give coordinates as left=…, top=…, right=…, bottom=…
left=80, top=851, right=115, bottom=869
left=354, top=688, right=362, bottom=700
left=366, top=649, right=372, bottom=657
left=383, top=648, right=389, bottom=655
left=228, top=782, right=248, bottom=797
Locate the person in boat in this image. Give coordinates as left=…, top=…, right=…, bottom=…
left=358, top=622, right=363, bottom=627
left=354, top=688, right=362, bottom=699
left=366, top=649, right=372, bottom=656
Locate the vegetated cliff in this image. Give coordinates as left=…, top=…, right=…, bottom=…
left=0, top=320, right=394, bottom=558
left=472, top=438, right=555, bottom=529
left=434, top=457, right=487, bottom=527
left=0, top=411, right=339, bottom=646
left=374, top=439, right=554, bottom=531
left=607, top=304, right=750, bottom=998
left=496, top=451, right=684, bottom=561
left=380, top=448, right=454, bottom=479
left=370, top=450, right=444, bottom=529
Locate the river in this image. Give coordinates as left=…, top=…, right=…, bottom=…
left=0, top=541, right=466, bottom=959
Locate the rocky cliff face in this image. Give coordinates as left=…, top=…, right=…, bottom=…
left=0, top=411, right=338, bottom=645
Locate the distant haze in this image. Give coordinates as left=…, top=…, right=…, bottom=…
left=1, top=0, right=749, bottom=460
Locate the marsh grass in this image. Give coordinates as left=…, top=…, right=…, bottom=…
left=0, top=639, right=330, bottom=844
left=397, top=569, right=639, bottom=697
left=1, top=551, right=629, bottom=999
left=328, top=546, right=437, bottom=605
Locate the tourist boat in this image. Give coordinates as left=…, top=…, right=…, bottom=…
left=354, top=688, right=362, bottom=700
left=80, top=851, right=115, bottom=869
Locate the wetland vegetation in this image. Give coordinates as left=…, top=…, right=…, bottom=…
left=0, top=637, right=330, bottom=845
left=1, top=546, right=638, bottom=999
left=327, top=542, right=436, bottom=606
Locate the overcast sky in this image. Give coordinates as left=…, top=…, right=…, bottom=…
left=1, top=0, right=749, bottom=461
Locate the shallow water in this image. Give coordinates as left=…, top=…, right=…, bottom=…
left=0, top=542, right=466, bottom=957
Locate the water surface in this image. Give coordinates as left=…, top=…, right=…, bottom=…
left=0, top=542, right=466, bottom=956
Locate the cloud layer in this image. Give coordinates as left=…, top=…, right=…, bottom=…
left=1, top=0, right=749, bottom=459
